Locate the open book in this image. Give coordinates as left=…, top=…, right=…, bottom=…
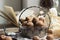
left=0, top=6, right=19, bottom=27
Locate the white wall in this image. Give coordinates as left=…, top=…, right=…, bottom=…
left=4, top=0, right=21, bottom=11
left=23, top=0, right=40, bottom=8
left=57, top=0, right=60, bottom=12
left=0, top=0, right=6, bottom=25
left=0, top=0, right=4, bottom=10
left=22, top=0, right=60, bottom=12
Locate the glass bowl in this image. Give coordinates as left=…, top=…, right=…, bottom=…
left=19, top=6, right=51, bottom=38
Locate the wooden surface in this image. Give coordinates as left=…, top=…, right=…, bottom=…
left=0, top=27, right=19, bottom=34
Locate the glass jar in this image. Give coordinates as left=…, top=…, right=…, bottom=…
left=19, top=6, right=51, bottom=38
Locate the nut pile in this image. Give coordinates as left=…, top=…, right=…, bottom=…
left=46, top=29, right=54, bottom=40
left=20, top=16, right=47, bottom=29
left=20, top=16, right=56, bottom=40
left=32, top=29, right=54, bottom=40
left=20, top=16, right=48, bottom=38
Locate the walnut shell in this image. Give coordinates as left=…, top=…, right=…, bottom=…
left=25, top=17, right=32, bottom=22
left=36, top=20, right=44, bottom=26
left=6, top=36, right=12, bottom=40
left=0, top=35, right=6, bottom=40
left=32, top=17, right=39, bottom=24
left=46, top=34, right=54, bottom=40
left=22, top=21, right=27, bottom=26
left=47, top=29, right=53, bottom=34
left=39, top=18, right=44, bottom=22
left=27, top=22, right=34, bottom=27
left=33, top=36, right=40, bottom=40
left=20, top=18, right=25, bottom=23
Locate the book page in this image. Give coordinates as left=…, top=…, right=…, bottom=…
left=4, top=6, right=19, bottom=26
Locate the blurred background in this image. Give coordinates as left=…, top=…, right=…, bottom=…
left=0, top=0, right=60, bottom=26
left=0, top=0, right=59, bottom=11
left=0, top=0, right=59, bottom=33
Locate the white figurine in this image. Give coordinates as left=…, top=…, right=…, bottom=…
left=49, top=0, right=59, bottom=16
